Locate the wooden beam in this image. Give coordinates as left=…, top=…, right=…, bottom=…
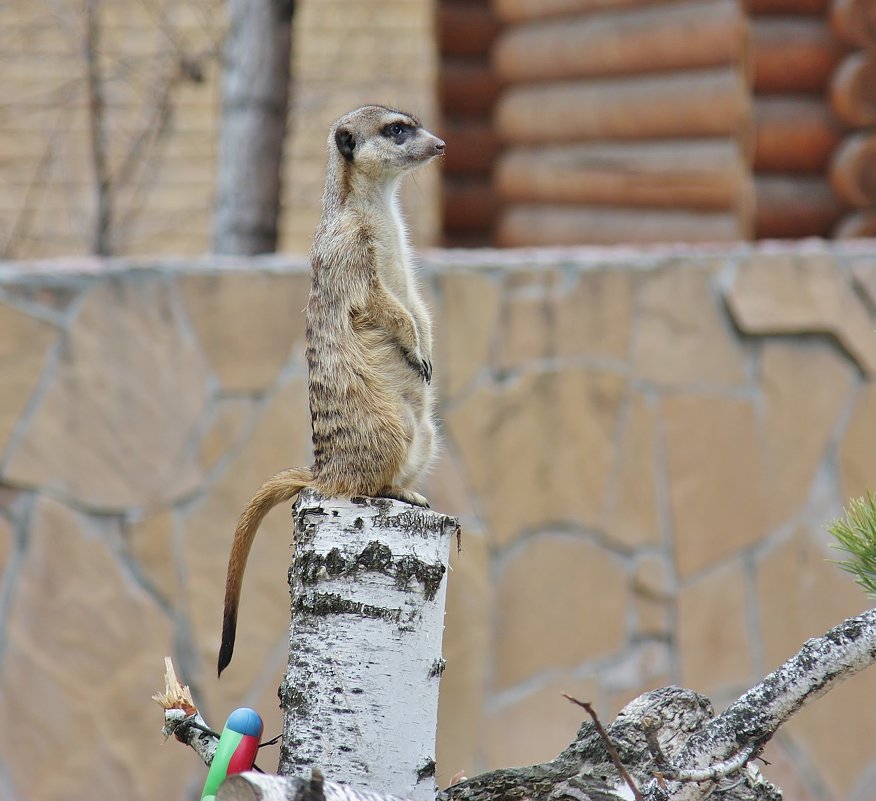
left=494, top=0, right=663, bottom=24
left=440, top=59, right=501, bottom=116
left=754, top=96, right=842, bottom=173
left=441, top=118, right=500, bottom=175
left=438, top=3, right=499, bottom=58
left=746, top=0, right=828, bottom=13
left=496, top=68, right=752, bottom=144
left=755, top=175, right=845, bottom=237
left=830, top=132, right=876, bottom=207
left=831, top=51, right=876, bottom=127
left=831, top=0, right=876, bottom=47
left=443, top=178, right=499, bottom=233
left=835, top=209, right=876, bottom=237
left=497, top=204, right=749, bottom=245
left=496, top=140, right=753, bottom=211
left=753, top=17, right=846, bottom=93
left=493, top=0, right=748, bottom=82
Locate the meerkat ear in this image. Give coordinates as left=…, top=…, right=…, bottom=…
left=335, top=128, right=355, bottom=162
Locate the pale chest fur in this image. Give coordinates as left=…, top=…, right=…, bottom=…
left=359, top=189, right=420, bottom=306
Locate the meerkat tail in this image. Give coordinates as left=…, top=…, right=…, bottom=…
left=218, top=466, right=314, bottom=676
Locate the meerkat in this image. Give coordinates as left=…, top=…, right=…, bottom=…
left=218, top=105, right=445, bottom=676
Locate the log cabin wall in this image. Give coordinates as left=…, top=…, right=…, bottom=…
left=438, top=0, right=502, bottom=246
left=450, top=0, right=876, bottom=246
left=751, top=0, right=847, bottom=237
left=829, top=0, right=876, bottom=236
left=489, top=0, right=755, bottom=246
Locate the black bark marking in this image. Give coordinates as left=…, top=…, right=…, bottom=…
left=294, top=591, right=402, bottom=622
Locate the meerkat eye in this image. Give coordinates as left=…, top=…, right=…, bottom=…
left=389, top=124, right=403, bottom=136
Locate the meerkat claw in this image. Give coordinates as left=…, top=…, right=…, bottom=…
left=402, top=349, right=432, bottom=383
left=380, top=487, right=430, bottom=508
left=408, top=490, right=430, bottom=508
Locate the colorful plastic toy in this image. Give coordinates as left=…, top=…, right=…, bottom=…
left=201, top=707, right=264, bottom=801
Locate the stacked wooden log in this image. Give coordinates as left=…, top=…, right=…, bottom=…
left=829, top=0, right=876, bottom=236
left=750, top=0, right=848, bottom=237
left=439, top=0, right=501, bottom=246
left=491, top=0, right=755, bottom=246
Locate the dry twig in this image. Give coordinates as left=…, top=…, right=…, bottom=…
left=563, top=694, right=642, bottom=801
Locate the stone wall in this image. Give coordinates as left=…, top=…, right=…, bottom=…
left=0, top=244, right=875, bottom=801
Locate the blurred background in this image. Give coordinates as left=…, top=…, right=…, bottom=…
left=5, top=0, right=876, bottom=257
left=2, top=1, right=876, bottom=800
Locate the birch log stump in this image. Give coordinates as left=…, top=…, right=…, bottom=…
left=279, top=490, right=459, bottom=801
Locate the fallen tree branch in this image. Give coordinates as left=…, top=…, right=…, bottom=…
left=642, top=717, right=759, bottom=785
left=440, top=687, right=721, bottom=801
left=442, top=608, right=876, bottom=801
left=666, top=744, right=757, bottom=785
left=644, top=606, right=876, bottom=801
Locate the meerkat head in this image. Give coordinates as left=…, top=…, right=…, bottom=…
left=329, top=105, right=445, bottom=184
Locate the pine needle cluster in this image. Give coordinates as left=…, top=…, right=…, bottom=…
left=830, top=493, right=876, bottom=599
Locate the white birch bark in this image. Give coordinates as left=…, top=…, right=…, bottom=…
left=279, top=490, right=460, bottom=800
left=217, top=771, right=414, bottom=801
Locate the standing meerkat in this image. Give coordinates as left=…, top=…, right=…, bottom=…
left=218, top=105, right=445, bottom=676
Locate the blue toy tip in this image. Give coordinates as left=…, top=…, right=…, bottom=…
left=226, top=707, right=264, bottom=737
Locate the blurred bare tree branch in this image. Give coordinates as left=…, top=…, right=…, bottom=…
left=83, top=0, right=112, bottom=255
left=0, top=0, right=225, bottom=257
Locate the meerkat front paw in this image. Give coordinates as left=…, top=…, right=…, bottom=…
left=402, top=348, right=432, bottom=384
left=379, top=486, right=430, bottom=508
left=407, top=490, right=430, bottom=508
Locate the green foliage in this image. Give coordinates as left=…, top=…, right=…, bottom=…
left=830, top=493, right=876, bottom=599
